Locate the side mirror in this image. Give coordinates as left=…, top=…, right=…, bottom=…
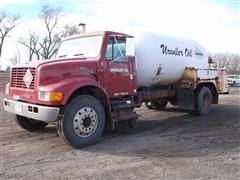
left=126, top=37, right=135, bottom=57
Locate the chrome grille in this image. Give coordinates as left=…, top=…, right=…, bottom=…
left=11, top=67, right=36, bottom=89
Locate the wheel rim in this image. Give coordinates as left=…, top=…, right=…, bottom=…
left=73, top=107, right=98, bottom=137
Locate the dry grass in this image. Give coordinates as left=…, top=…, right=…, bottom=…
left=0, top=71, right=10, bottom=92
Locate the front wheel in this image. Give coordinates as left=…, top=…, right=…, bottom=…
left=57, top=95, right=106, bottom=148
left=194, top=86, right=212, bottom=116
left=14, top=115, right=48, bottom=131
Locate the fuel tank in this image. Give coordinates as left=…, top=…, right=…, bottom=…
left=135, top=32, right=208, bottom=87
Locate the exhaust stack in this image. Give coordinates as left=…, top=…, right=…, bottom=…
left=79, top=23, right=86, bottom=33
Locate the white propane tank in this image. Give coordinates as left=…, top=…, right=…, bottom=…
left=135, top=32, right=208, bottom=87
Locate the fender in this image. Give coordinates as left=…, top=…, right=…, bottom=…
left=38, top=75, right=108, bottom=106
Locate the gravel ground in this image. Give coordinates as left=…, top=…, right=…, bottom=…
left=0, top=87, right=240, bottom=179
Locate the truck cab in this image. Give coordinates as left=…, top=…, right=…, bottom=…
left=4, top=31, right=137, bottom=148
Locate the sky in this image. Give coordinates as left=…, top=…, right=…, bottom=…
left=0, top=0, right=239, bottom=68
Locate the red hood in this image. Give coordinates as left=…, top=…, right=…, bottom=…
left=13, top=59, right=55, bottom=68
left=12, top=57, right=97, bottom=69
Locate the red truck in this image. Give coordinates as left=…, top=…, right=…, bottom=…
left=4, top=31, right=228, bottom=148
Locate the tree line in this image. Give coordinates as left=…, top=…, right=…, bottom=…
left=0, top=9, right=19, bottom=58
left=208, top=53, right=240, bottom=74
left=0, top=5, right=239, bottom=74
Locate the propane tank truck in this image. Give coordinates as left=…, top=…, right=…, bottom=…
left=3, top=31, right=228, bottom=148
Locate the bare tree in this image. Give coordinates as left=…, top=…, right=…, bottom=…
left=38, top=5, right=62, bottom=59
left=61, top=24, right=80, bottom=37
left=19, top=23, right=80, bottom=61
left=19, top=5, right=81, bottom=61
left=19, top=32, right=42, bottom=61
left=0, top=10, right=20, bottom=57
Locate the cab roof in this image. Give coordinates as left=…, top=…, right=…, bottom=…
left=62, top=31, right=133, bottom=41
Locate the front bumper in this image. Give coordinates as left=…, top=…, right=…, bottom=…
left=3, top=98, right=60, bottom=123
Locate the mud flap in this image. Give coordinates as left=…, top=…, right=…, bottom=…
left=177, top=88, right=194, bottom=110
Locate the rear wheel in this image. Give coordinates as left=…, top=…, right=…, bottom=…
left=149, top=99, right=168, bottom=110
left=168, top=98, right=177, bottom=106
left=194, top=86, right=212, bottom=116
left=57, top=95, right=105, bottom=148
left=145, top=102, right=153, bottom=109
left=14, top=115, right=48, bottom=131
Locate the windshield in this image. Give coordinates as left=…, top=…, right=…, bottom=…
left=56, top=35, right=103, bottom=58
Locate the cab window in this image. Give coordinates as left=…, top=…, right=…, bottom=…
left=105, top=37, right=126, bottom=61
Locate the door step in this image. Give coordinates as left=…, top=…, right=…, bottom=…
left=112, top=112, right=139, bottom=122
left=111, top=99, right=136, bottom=110
left=112, top=111, right=139, bottom=129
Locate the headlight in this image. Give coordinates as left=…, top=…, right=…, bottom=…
left=38, top=91, right=63, bottom=102
left=38, top=91, right=50, bottom=101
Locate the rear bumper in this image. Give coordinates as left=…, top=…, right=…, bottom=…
left=3, top=98, right=60, bottom=123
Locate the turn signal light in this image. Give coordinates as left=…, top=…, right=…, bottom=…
left=49, top=92, right=63, bottom=102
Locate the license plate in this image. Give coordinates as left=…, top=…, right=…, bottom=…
left=15, top=103, right=22, bottom=113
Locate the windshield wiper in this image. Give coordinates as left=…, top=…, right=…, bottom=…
left=58, top=55, right=67, bottom=58
left=73, top=53, right=85, bottom=57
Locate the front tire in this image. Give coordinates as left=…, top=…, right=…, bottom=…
left=194, top=86, right=212, bottom=116
left=14, top=115, right=48, bottom=131
left=57, top=95, right=105, bottom=148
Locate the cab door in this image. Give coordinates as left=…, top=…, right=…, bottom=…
left=101, top=36, right=136, bottom=98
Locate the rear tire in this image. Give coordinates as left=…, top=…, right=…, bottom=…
left=57, top=95, right=105, bottom=148
left=145, top=102, right=153, bottom=109
left=151, top=99, right=168, bottom=110
left=194, top=86, right=212, bottom=116
left=14, top=115, right=48, bottom=131
left=168, top=98, right=177, bottom=106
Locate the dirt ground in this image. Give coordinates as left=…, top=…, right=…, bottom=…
left=0, top=87, right=240, bottom=179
